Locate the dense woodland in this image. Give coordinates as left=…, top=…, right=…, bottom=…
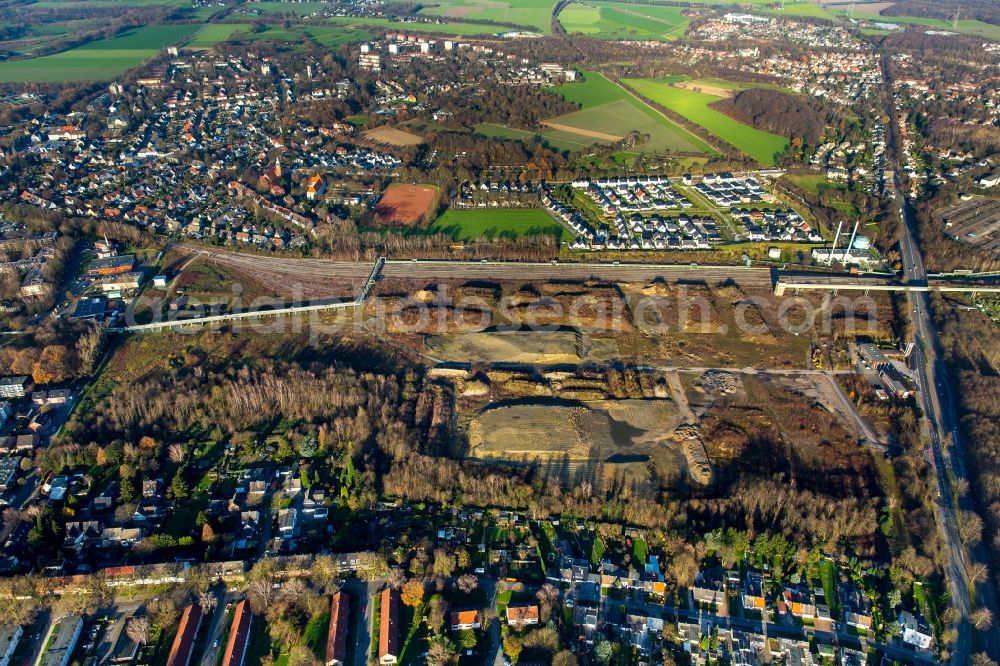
left=713, top=88, right=826, bottom=144
left=933, top=297, right=1000, bottom=588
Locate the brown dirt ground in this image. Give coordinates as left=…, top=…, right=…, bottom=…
left=363, top=125, right=425, bottom=147
left=540, top=121, right=623, bottom=142
left=375, top=184, right=437, bottom=226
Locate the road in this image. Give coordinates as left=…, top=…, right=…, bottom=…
left=198, top=588, right=238, bottom=666
left=882, top=53, right=1000, bottom=663
left=343, top=578, right=381, bottom=666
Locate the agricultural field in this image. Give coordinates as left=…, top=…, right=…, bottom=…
left=429, top=208, right=568, bottom=240
left=184, top=23, right=252, bottom=48
left=363, top=125, right=425, bottom=147
left=473, top=122, right=597, bottom=153
left=546, top=72, right=713, bottom=154
left=375, top=184, right=439, bottom=226
left=393, top=0, right=555, bottom=34
left=559, top=2, right=689, bottom=40
left=622, top=78, right=789, bottom=165
left=328, top=16, right=513, bottom=36
left=0, top=24, right=196, bottom=82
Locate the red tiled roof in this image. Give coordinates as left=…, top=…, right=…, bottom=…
left=378, top=588, right=399, bottom=662
left=221, top=600, right=252, bottom=666
left=166, top=604, right=203, bottom=666
left=326, top=591, right=349, bottom=666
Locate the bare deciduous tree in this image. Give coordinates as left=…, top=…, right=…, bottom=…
left=126, top=617, right=151, bottom=645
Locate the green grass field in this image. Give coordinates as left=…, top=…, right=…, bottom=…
left=0, top=24, right=196, bottom=82
left=430, top=209, right=568, bottom=240
left=393, top=0, right=554, bottom=34
left=560, top=2, right=688, bottom=40
left=185, top=23, right=251, bottom=48
left=786, top=174, right=848, bottom=197
left=328, top=16, right=511, bottom=35
left=622, top=78, right=788, bottom=165
left=303, top=25, right=373, bottom=47
left=473, top=122, right=596, bottom=153
left=547, top=71, right=713, bottom=154
left=249, top=1, right=329, bottom=14
left=837, top=8, right=1000, bottom=40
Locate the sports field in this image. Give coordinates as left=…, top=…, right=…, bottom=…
left=622, top=78, right=788, bottom=165
left=0, top=24, right=196, bottom=82
left=547, top=71, right=713, bottom=154
left=430, top=209, right=568, bottom=240
left=559, top=2, right=688, bottom=40
left=393, top=0, right=554, bottom=34
left=376, top=184, right=438, bottom=226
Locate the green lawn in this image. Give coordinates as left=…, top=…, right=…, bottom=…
left=548, top=71, right=713, bottom=154
left=545, top=98, right=706, bottom=153
left=834, top=9, right=1000, bottom=40
left=622, top=78, right=788, bottom=165
left=408, top=0, right=555, bottom=34
left=560, top=2, right=688, bottom=40
left=185, top=23, right=252, bottom=48
left=430, top=209, right=568, bottom=240
left=250, top=1, right=329, bottom=14
left=786, top=174, right=848, bottom=197
left=302, top=611, right=331, bottom=656
left=303, top=25, right=373, bottom=47
left=329, top=16, right=512, bottom=36
left=0, top=24, right=196, bottom=82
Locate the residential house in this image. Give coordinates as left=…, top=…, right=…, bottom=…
left=741, top=572, right=766, bottom=611
left=899, top=610, right=932, bottom=649
left=38, top=615, right=84, bottom=666
left=63, top=521, right=103, bottom=552
left=277, top=508, right=297, bottom=539
left=506, top=605, right=540, bottom=629
left=221, top=600, right=252, bottom=666
left=0, top=625, right=22, bottom=666
left=781, top=585, right=816, bottom=619
left=839, top=584, right=873, bottom=631
left=306, top=175, right=326, bottom=201
left=450, top=610, right=480, bottom=631
left=0, top=376, right=29, bottom=399
left=378, top=587, right=399, bottom=665
left=691, top=569, right=726, bottom=607
left=325, top=591, right=349, bottom=666
left=167, top=604, right=202, bottom=666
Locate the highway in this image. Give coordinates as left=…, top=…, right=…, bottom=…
left=882, top=53, right=1000, bottom=663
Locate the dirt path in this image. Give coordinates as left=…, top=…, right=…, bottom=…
left=665, top=371, right=696, bottom=424
left=540, top=121, right=623, bottom=142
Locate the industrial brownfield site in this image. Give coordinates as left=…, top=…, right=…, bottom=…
left=2, top=4, right=1000, bottom=665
